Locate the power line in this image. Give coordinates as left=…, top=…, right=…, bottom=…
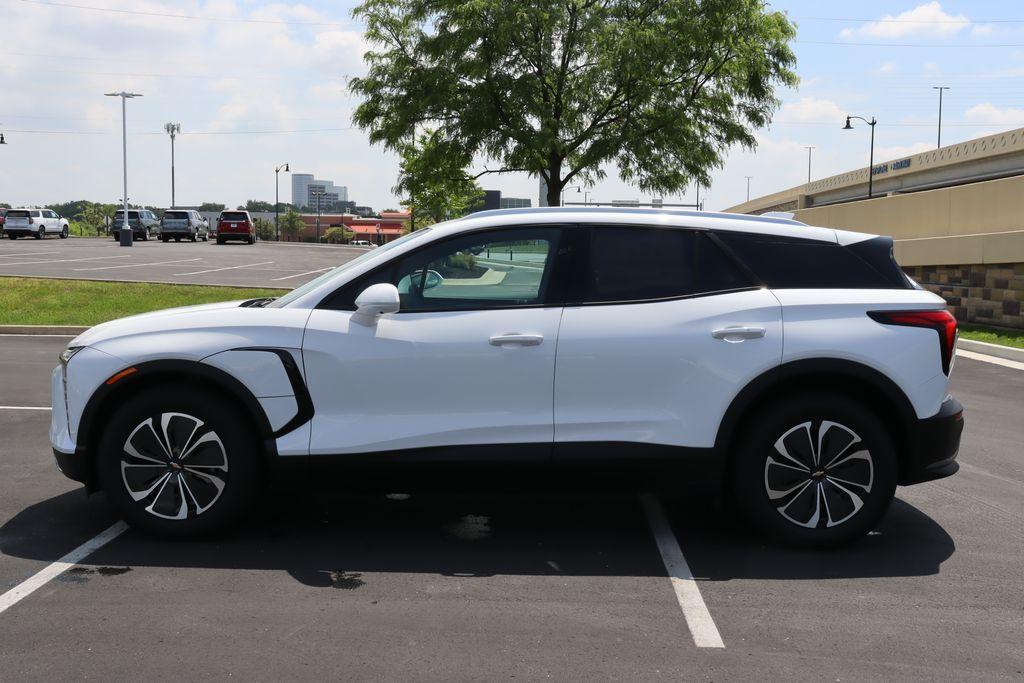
left=797, top=40, right=1024, bottom=48
left=797, top=16, right=1024, bottom=24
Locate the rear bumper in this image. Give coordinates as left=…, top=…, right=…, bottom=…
left=900, top=395, right=964, bottom=485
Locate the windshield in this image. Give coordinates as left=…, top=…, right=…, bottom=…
left=164, top=211, right=189, bottom=220
left=114, top=211, right=139, bottom=219
left=268, top=228, right=433, bottom=308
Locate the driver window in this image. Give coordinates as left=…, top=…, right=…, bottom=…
left=393, top=228, right=561, bottom=312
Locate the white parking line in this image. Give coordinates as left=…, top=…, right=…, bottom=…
left=958, top=349, right=1024, bottom=371
left=74, top=258, right=202, bottom=272
left=0, top=406, right=51, bottom=411
left=174, top=260, right=274, bottom=276
left=271, top=267, right=333, bottom=282
left=640, top=493, right=725, bottom=648
left=0, top=255, right=132, bottom=267
left=0, top=522, right=128, bottom=616
left=0, top=252, right=52, bottom=258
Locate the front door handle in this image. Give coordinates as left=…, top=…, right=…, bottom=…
left=489, top=333, right=544, bottom=347
left=712, top=326, right=766, bottom=343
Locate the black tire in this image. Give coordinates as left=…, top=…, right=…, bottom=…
left=141, top=231, right=149, bottom=241
left=34, top=227, right=44, bottom=240
left=59, top=226, right=69, bottom=239
left=216, top=237, right=225, bottom=245
left=731, top=392, right=897, bottom=548
left=174, top=236, right=181, bottom=242
left=7, top=234, right=17, bottom=240
left=162, top=236, right=169, bottom=243
left=190, top=233, right=197, bottom=242
left=97, top=385, right=265, bottom=538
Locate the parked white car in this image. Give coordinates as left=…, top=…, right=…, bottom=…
left=51, top=207, right=963, bottom=545
left=5, top=208, right=70, bottom=239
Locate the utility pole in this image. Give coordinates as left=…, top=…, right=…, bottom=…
left=933, top=86, right=950, bottom=148
left=805, top=146, right=815, bottom=183
left=275, top=163, right=289, bottom=241
left=745, top=176, right=752, bottom=202
left=105, top=91, right=142, bottom=247
left=163, top=122, right=180, bottom=208
left=312, top=190, right=323, bottom=242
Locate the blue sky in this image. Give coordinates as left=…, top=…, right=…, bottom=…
left=2, top=0, right=1024, bottom=212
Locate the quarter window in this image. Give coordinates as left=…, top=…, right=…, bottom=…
left=580, top=227, right=752, bottom=304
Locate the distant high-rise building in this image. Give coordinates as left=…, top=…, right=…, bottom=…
left=499, top=196, right=531, bottom=209
left=291, top=173, right=348, bottom=210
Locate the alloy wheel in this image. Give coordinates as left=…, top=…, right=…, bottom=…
left=763, top=420, right=874, bottom=529
left=120, top=412, right=229, bottom=520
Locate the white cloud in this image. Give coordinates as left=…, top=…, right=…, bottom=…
left=877, top=62, right=896, bottom=74
left=778, top=97, right=846, bottom=123
left=964, top=103, right=1024, bottom=126
left=840, top=2, right=970, bottom=40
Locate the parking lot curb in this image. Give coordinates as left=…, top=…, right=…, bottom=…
left=959, top=338, right=1024, bottom=363
left=0, top=325, right=88, bottom=336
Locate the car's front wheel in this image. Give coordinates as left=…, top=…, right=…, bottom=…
left=97, top=386, right=264, bottom=537
left=60, top=225, right=69, bottom=239
left=732, top=393, right=897, bottom=547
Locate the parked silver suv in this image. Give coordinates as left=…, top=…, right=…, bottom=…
left=160, top=210, right=209, bottom=242
left=4, top=208, right=70, bottom=239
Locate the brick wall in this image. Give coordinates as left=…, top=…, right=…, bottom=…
left=903, top=263, right=1024, bottom=328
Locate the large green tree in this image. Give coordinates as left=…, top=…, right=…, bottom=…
left=396, top=129, right=485, bottom=226
left=350, top=0, right=796, bottom=207
left=280, top=209, right=306, bottom=242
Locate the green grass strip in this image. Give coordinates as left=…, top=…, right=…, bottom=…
left=0, top=277, right=286, bottom=326
left=959, top=323, right=1024, bottom=350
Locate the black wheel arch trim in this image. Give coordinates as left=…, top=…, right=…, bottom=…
left=715, top=357, right=919, bottom=475
left=75, top=351, right=313, bottom=489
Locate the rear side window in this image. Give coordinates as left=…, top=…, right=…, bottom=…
left=715, top=232, right=905, bottom=289
left=221, top=212, right=248, bottom=221
left=7, top=210, right=29, bottom=218
left=580, top=227, right=753, bottom=304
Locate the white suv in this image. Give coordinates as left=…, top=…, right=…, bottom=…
left=50, top=208, right=964, bottom=545
left=5, top=208, right=70, bottom=239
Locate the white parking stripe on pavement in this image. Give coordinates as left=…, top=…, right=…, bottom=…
left=958, top=349, right=1024, bottom=371
left=640, top=493, right=725, bottom=649
left=0, top=252, right=52, bottom=258
left=174, top=260, right=274, bottom=276
left=0, top=255, right=132, bottom=267
left=271, top=267, right=333, bottom=281
left=74, top=258, right=202, bottom=272
left=0, top=522, right=128, bottom=616
left=0, top=406, right=51, bottom=410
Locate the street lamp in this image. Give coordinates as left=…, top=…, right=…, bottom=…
left=105, top=91, right=143, bottom=247
left=311, top=190, right=324, bottom=243
left=0, top=124, right=6, bottom=145
left=274, top=163, right=289, bottom=241
left=805, top=146, right=815, bottom=183
left=164, top=122, right=180, bottom=208
left=933, top=86, right=950, bottom=148
left=843, top=115, right=877, bottom=200
left=561, top=185, right=581, bottom=206
left=744, top=176, right=752, bottom=202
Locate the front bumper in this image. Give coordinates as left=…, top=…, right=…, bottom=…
left=53, top=447, right=91, bottom=485
left=900, top=395, right=964, bottom=485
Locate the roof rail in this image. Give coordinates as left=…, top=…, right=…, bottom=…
left=463, top=205, right=807, bottom=226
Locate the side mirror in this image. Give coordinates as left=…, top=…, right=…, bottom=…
left=352, top=283, right=400, bottom=326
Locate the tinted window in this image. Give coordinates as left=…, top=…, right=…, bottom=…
left=581, top=227, right=752, bottom=304
left=716, top=232, right=901, bottom=289
left=7, top=210, right=29, bottom=218
left=164, top=211, right=189, bottom=220
left=221, top=212, right=248, bottom=221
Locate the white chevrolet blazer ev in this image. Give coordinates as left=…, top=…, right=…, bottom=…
left=51, top=208, right=964, bottom=545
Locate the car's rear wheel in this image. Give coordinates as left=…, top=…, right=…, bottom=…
left=7, top=234, right=17, bottom=240
left=60, top=225, right=69, bottom=239
left=97, top=386, right=265, bottom=538
left=731, top=393, right=897, bottom=547
left=35, top=227, right=44, bottom=240
left=161, top=235, right=169, bottom=243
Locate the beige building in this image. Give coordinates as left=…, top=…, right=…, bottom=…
left=726, top=127, right=1024, bottom=329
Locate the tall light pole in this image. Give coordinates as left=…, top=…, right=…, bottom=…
left=744, top=176, right=752, bottom=202
left=163, top=122, right=180, bottom=208
left=0, top=123, right=6, bottom=145
left=275, top=163, right=289, bottom=242
left=312, top=190, right=323, bottom=243
left=843, top=115, right=877, bottom=200
left=933, top=86, right=950, bottom=148
left=805, top=146, right=815, bottom=183
left=105, top=91, right=142, bottom=247
left=561, top=185, right=580, bottom=206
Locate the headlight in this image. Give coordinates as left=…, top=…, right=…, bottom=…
left=59, top=346, right=84, bottom=366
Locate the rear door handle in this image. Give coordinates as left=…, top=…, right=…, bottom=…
left=489, top=333, right=544, bottom=347
left=712, top=326, right=766, bottom=342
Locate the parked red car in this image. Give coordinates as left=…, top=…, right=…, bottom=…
left=215, top=210, right=255, bottom=245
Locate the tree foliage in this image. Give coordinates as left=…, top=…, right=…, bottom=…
left=280, top=210, right=306, bottom=241
left=351, top=0, right=796, bottom=206
left=324, top=226, right=356, bottom=244
left=253, top=217, right=276, bottom=241
left=198, top=202, right=227, bottom=212
left=395, top=129, right=484, bottom=226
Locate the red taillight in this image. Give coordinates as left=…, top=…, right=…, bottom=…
left=28, top=217, right=33, bottom=224
left=868, top=309, right=958, bottom=375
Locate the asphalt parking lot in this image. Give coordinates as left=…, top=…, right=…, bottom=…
left=0, top=237, right=368, bottom=288
left=0, top=336, right=1021, bottom=678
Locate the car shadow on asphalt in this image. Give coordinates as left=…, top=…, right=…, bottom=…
left=0, top=479, right=955, bottom=586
